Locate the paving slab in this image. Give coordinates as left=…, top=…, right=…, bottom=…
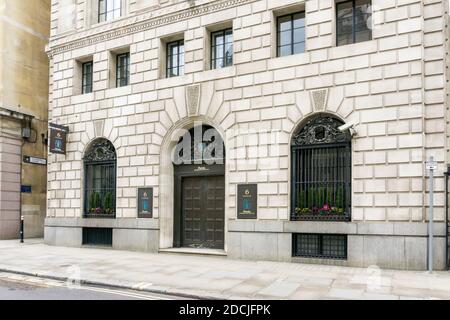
left=257, top=281, right=301, bottom=298
left=327, top=288, right=366, bottom=300
left=289, top=287, right=330, bottom=300
left=0, top=239, right=449, bottom=300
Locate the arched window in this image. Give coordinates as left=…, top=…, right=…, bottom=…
left=174, top=125, right=225, bottom=165
left=291, top=116, right=352, bottom=221
left=84, top=138, right=117, bottom=218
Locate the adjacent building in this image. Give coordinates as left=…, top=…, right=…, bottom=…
left=45, top=0, right=450, bottom=270
left=0, top=0, right=50, bottom=239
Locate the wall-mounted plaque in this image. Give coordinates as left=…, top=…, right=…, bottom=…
left=49, top=123, right=69, bottom=155
left=21, top=185, right=32, bottom=193
left=237, top=184, right=258, bottom=220
left=138, top=188, right=153, bottom=218
left=23, top=155, right=47, bottom=166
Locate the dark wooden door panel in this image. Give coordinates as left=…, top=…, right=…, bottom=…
left=183, top=177, right=201, bottom=245
left=181, top=175, right=225, bottom=249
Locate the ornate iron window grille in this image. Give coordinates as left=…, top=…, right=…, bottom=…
left=82, top=228, right=113, bottom=246
left=291, top=116, right=352, bottom=222
left=293, top=234, right=348, bottom=260
left=84, top=139, right=117, bottom=219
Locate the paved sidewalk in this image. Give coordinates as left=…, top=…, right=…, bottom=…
left=1, top=239, right=450, bottom=300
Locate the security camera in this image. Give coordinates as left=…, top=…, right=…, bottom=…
left=338, top=122, right=357, bottom=137
left=338, top=122, right=354, bottom=132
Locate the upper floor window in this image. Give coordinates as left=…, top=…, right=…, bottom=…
left=336, top=0, right=372, bottom=46
left=116, top=52, right=130, bottom=87
left=277, top=12, right=305, bottom=57
left=82, top=61, right=93, bottom=94
left=167, top=40, right=184, bottom=78
left=98, top=0, right=122, bottom=23
left=211, top=29, right=233, bottom=69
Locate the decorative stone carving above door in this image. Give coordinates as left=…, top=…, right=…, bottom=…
left=186, top=84, right=201, bottom=117
left=311, top=89, right=329, bottom=112
left=94, top=120, right=104, bottom=138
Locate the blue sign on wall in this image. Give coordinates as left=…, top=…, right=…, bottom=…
left=21, top=185, right=32, bottom=193
left=138, top=188, right=153, bottom=218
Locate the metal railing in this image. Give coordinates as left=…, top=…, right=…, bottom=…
left=293, top=234, right=348, bottom=260
left=84, top=162, right=116, bottom=219
left=291, top=144, right=351, bottom=222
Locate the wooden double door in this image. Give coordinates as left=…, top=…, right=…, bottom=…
left=177, top=174, right=225, bottom=250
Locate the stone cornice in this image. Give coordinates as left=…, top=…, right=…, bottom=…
left=47, top=0, right=256, bottom=58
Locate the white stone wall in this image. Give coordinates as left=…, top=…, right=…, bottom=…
left=46, top=0, right=448, bottom=227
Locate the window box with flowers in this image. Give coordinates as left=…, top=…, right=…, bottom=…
left=291, top=116, right=352, bottom=222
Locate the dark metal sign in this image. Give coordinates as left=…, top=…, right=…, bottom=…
left=49, top=123, right=69, bottom=155
left=21, top=185, right=32, bottom=193
left=237, top=184, right=258, bottom=220
left=138, top=188, right=153, bottom=218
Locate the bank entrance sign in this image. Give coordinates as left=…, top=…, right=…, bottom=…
left=138, top=188, right=153, bottom=218
left=237, top=184, right=258, bottom=220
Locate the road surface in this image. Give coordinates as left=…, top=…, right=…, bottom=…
left=0, top=272, right=189, bottom=300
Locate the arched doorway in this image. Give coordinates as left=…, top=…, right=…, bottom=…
left=172, top=125, right=226, bottom=249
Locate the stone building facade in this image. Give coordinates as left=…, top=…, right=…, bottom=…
left=45, top=0, right=450, bottom=270
left=0, top=0, right=50, bottom=239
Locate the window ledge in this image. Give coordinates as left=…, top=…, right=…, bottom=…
left=267, top=52, right=310, bottom=70
left=104, top=85, right=132, bottom=99
left=193, top=66, right=236, bottom=83
left=330, top=39, right=378, bottom=59
left=156, top=74, right=193, bottom=90
left=71, top=92, right=95, bottom=105
left=90, top=16, right=128, bottom=29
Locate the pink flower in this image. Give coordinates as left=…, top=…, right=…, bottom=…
left=322, top=204, right=331, bottom=211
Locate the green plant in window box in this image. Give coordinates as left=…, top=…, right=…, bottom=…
left=317, top=187, right=325, bottom=209
left=295, top=207, right=312, bottom=215
left=295, top=190, right=310, bottom=215
left=336, top=186, right=344, bottom=209
left=103, top=192, right=114, bottom=215
left=308, top=187, right=315, bottom=210
left=331, top=207, right=345, bottom=215
left=327, top=188, right=335, bottom=208
left=89, top=193, right=94, bottom=213
left=89, top=192, right=102, bottom=214
left=297, top=190, right=306, bottom=209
